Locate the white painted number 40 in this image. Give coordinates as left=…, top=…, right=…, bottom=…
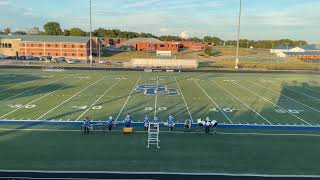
left=9, top=104, right=36, bottom=109
left=72, top=106, right=102, bottom=110
left=275, top=109, right=304, bottom=114
left=210, top=108, right=238, bottom=113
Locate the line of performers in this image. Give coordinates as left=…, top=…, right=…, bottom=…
left=82, top=113, right=218, bottom=134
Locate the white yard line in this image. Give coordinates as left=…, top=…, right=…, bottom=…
left=36, top=77, right=105, bottom=120
left=115, top=76, right=141, bottom=121
left=174, top=76, right=193, bottom=121
left=0, top=79, right=79, bottom=119
left=233, top=82, right=313, bottom=126
left=280, top=84, right=320, bottom=102
left=154, top=76, right=159, bottom=118
left=251, top=81, right=320, bottom=113
left=0, top=76, right=69, bottom=104
left=75, top=77, right=123, bottom=121
left=193, top=79, right=232, bottom=124
left=213, top=81, right=272, bottom=125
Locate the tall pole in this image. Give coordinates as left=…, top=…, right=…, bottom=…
left=235, top=0, right=242, bottom=69
left=89, top=0, right=93, bottom=67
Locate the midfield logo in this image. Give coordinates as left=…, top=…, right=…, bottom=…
left=135, top=84, right=180, bottom=96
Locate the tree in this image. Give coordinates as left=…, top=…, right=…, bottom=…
left=204, top=47, right=221, bottom=56
left=12, top=31, right=27, bottom=35
left=204, top=36, right=223, bottom=44
left=28, top=27, right=40, bottom=35
left=43, top=22, right=62, bottom=35
left=3, top=28, right=11, bottom=34
left=69, top=28, right=86, bottom=36
left=63, top=29, right=71, bottom=36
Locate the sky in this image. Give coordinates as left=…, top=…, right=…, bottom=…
left=0, top=0, right=319, bottom=43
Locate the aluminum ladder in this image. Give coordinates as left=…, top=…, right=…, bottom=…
left=147, top=122, right=160, bottom=148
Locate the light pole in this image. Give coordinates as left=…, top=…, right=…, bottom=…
left=89, top=0, right=93, bottom=67
left=235, top=0, right=242, bottom=69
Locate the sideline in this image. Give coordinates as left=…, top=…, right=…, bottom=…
left=0, top=169, right=320, bottom=180
left=1, top=128, right=320, bottom=137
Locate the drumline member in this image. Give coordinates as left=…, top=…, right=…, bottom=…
left=205, top=117, right=211, bottom=133
left=153, top=116, right=159, bottom=129
left=124, top=113, right=132, bottom=127
left=144, top=114, right=150, bottom=131
left=107, top=116, right=114, bottom=131
left=184, top=119, right=191, bottom=129
left=211, top=119, right=218, bottom=134
left=83, top=117, right=91, bottom=134
left=197, top=117, right=218, bottom=134
left=167, top=114, right=174, bottom=132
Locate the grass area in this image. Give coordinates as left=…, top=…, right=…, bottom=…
left=1, top=127, right=320, bottom=175
left=0, top=69, right=320, bottom=174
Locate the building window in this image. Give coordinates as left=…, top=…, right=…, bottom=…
left=80, top=45, right=83, bottom=48
left=80, top=53, right=83, bottom=57
left=8, top=43, right=12, bottom=48
left=64, top=53, right=67, bottom=56
left=40, top=52, right=42, bottom=56
left=72, top=53, right=75, bottom=56
left=56, top=53, right=59, bottom=56
left=48, top=53, right=51, bottom=56
left=39, top=44, right=42, bottom=47
left=64, top=45, right=67, bottom=48
left=72, top=45, right=75, bottom=48
left=48, top=44, right=51, bottom=47
left=31, top=44, right=33, bottom=47
left=55, top=44, right=58, bottom=47
left=160, top=45, right=164, bottom=47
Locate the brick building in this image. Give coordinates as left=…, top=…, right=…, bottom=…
left=121, top=38, right=184, bottom=52
left=120, top=38, right=209, bottom=52
left=0, top=35, right=102, bottom=60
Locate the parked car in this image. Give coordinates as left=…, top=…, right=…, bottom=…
left=39, top=56, right=46, bottom=61
left=99, top=60, right=112, bottom=66
left=0, top=55, right=7, bottom=59
left=7, top=56, right=17, bottom=60
left=25, top=56, right=37, bottom=60
left=67, top=59, right=81, bottom=64
left=18, top=56, right=26, bottom=60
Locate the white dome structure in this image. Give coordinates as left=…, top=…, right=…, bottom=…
left=180, top=31, right=189, bottom=40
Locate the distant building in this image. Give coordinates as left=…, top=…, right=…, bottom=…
left=0, top=34, right=102, bottom=60
left=271, top=44, right=320, bottom=59
left=270, top=45, right=293, bottom=54
left=119, top=38, right=210, bottom=52
left=156, top=51, right=172, bottom=58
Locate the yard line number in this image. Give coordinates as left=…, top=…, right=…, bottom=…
left=72, top=105, right=102, bottom=110
left=9, top=104, right=36, bottom=109
left=145, top=107, right=167, bottom=111
left=210, top=107, right=239, bottom=113
left=275, top=109, right=304, bottom=114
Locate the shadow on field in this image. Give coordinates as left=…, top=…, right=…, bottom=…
left=0, top=83, right=76, bottom=102
left=229, top=80, right=320, bottom=125
left=0, top=121, right=45, bottom=137
left=0, top=74, right=42, bottom=86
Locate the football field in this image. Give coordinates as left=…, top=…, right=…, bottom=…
left=0, top=69, right=319, bottom=126
left=1, top=68, right=320, bottom=177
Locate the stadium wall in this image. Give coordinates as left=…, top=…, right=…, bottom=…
left=129, top=58, right=198, bottom=69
